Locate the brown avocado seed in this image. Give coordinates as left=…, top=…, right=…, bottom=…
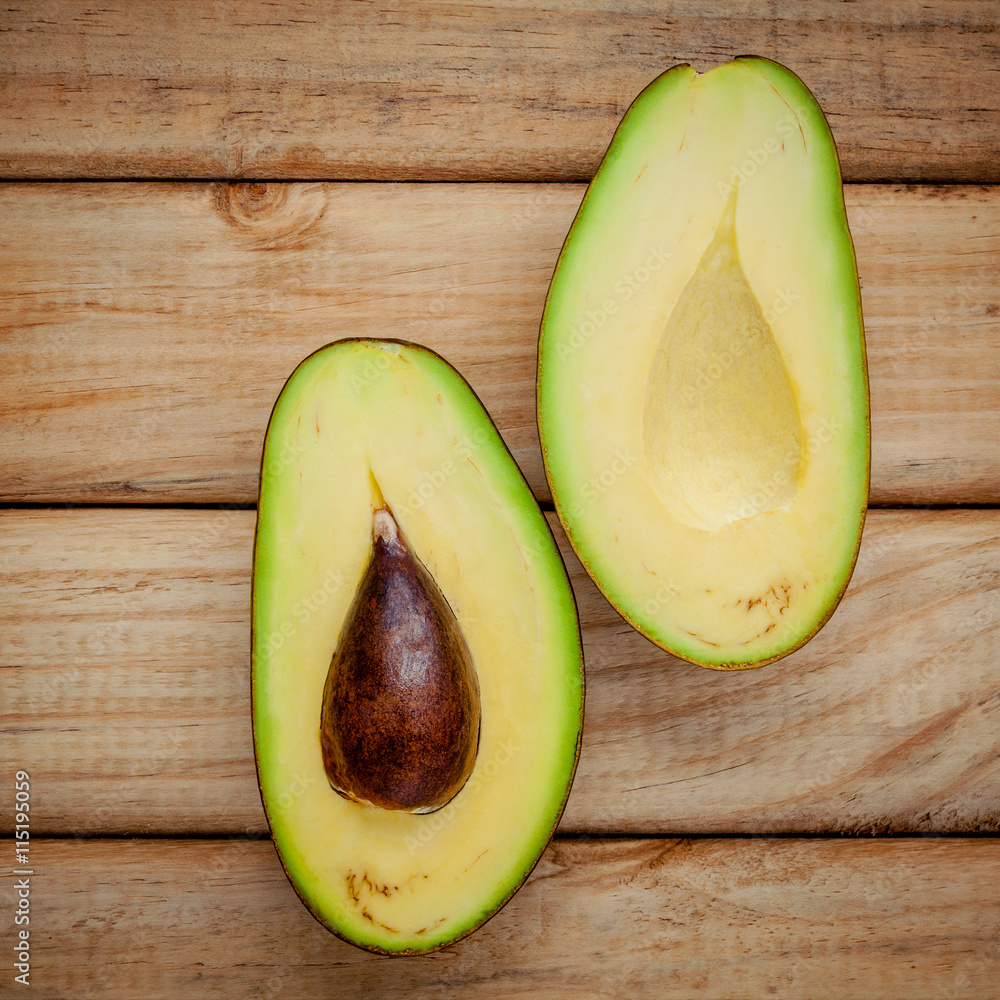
left=319, top=503, right=481, bottom=813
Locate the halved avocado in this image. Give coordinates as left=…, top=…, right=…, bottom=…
left=253, top=339, right=583, bottom=953
left=537, top=57, right=869, bottom=669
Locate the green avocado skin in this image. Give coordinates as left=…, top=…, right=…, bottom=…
left=537, top=58, right=869, bottom=669
left=253, top=339, right=584, bottom=954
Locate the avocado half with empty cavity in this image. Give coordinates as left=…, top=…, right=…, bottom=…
left=537, top=57, right=869, bottom=669
left=253, top=339, right=584, bottom=953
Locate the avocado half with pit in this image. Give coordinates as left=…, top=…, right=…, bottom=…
left=253, top=339, right=584, bottom=953
left=537, top=57, right=869, bottom=669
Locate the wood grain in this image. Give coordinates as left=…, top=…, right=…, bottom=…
left=4, top=837, right=998, bottom=998
left=1, top=1, right=998, bottom=183
left=3, top=507, right=997, bottom=837
left=2, top=8, right=995, bottom=994
left=0, top=182, right=997, bottom=506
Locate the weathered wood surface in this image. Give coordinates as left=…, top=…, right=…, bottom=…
left=2, top=5, right=997, bottom=995
left=2, top=1, right=998, bottom=183
left=3, top=507, right=997, bottom=837
left=3, top=837, right=997, bottom=998
left=1, top=182, right=997, bottom=506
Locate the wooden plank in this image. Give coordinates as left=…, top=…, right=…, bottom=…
left=0, top=182, right=997, bottom=506
left=1, top=1, right=998, bottom=183
left=5, top=837, right=998, bottom=998
left=3, top=507, right=997, bottom=836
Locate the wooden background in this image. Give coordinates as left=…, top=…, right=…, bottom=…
left=2, top=2, right=998, bottom=996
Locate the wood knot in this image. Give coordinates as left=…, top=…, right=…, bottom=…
left=216, top=182, right=327, bottom=250
left=223, top=181, right=286, bottom=225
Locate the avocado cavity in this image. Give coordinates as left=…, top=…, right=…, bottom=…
left=642, top=190, right=804, bottom=531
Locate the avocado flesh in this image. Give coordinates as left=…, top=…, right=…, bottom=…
left=253, top=339, right=583, bottom=953
left=538, top=57, right=869, bottom=669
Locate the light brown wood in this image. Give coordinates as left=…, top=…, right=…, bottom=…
left=4, top=507, right=997, bottom=836
left=9, top=836, right=999, bottom=998
left=2, top=7, right=995, bottom=993
left=0, top=182, right=996, bottom=506
left=1, top=1, right=998, bottom=183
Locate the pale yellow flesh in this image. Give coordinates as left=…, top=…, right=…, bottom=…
left=254, top=341, right=582, bottom=951
left=538, top=59, right=868, bottom=667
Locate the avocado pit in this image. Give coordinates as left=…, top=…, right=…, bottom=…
left=319, top=502, right=481, bottom=813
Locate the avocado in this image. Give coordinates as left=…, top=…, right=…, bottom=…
left=253, top=339, right=584, bottom=953
left=537, top=57, right=869, bottom=669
